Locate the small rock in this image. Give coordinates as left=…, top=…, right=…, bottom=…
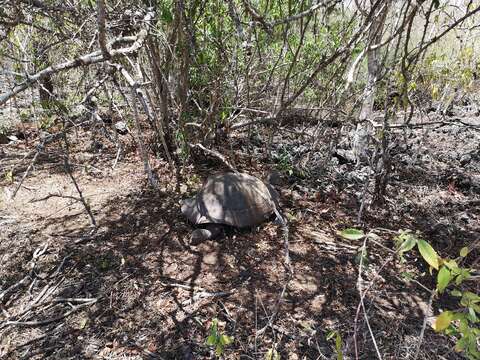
left=7, top=135, right=18, bottom=143
left=459, top=154, right=472, bottom=166
left=114, top=121, right=128, bottom=135
left=202, top=251, right=218, bottom=266
left=291, top=190, right=303, bottom=201
left=459, top=212, right=469, bottom=223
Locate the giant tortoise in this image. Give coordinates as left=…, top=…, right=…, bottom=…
left=181, top=172, right=282, bottom=244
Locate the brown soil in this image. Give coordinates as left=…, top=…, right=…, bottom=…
left=0, top=115, right=478, bottom=359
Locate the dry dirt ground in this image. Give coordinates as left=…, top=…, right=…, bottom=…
left=0, top=114, right=479, bottom=359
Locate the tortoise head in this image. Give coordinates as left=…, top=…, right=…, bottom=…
left=267, top=170, right=286, bottom=187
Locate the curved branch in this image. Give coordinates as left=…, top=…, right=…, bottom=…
left=0, top=12, right=154, bottom=106
left=272, top=0, right=340, bottom=27
left=408, top=4, right=480, bottom=65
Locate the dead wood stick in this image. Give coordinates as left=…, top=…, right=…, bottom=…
left=353, top=238, right=382, bottom=360
left=3, top=299, right=97, bottom=327
left=50, top=297, right=98, bottom=304
left=230, top=117, right=278, bottom=130
left=0, top=276, right=31, bottom=302
left=0, top=244, right=47, bottom=302
left=61, top=131, right=97, bottom=228
left=144, top=87, right=175, bottom=170
left=255, top=195, right=291, bottom=336
left=30, top=193, right=82, bottom=203
left=271, top=0, right=334, bottom=26
left=3, top=330, right=54, bottom=357
left=182, top=290, right=234, bottom=306
left=12, top=277, right=67, bottom=322
left=48, top=254, right=71, bottom=279
left=256, top=280, right=289, bottom=336
left=160, top=281, right=206, bottom=292
left=9, top=119, right=94, bottom=200
left=190, top=143, right=237, bottom=172
left=10, top=142, right=44, bottom=199
left=412, top=291, right=435, bottom=360
left=80, top=75, right=109, bottom=104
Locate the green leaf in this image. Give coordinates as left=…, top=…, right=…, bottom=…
left=210, top=318, right=218, bottom=334
left=265, top=348, right=280, bottom=360
left=161, top=5, right=173, bottom=23
left=459, top=317, right=469, bottom=333
left=437, top=266, right=451, bottom=293
left=339, top=228, right=364, bottom=240
left=397, top=236, right=417, bottom=255
left=462, top=291, right=480, bottom=305
left=335, top=332, right=343, bottom=360
left=206, top=334, right=217, bottom=346
left=417, top=239, right=439, bottom=270
left=467, top=307, right=478, bottom=322
left=326, top=331, right=337, bottom=341
left=456, top=270, right=471, bottom=286
left=215, top=344, right=224, bottom=356
left=455, top=336, right=467, bottom=352
left=443, top=259, right=458, bottom=271
left=460, top=247, right=469, bottom=257
left=219, top=335, right=233, bottom=346
left=433, top=311, right=453, bottom=332
left=451, top=289, right=463, bottom=297
left=452, top=312, right=466, bottom=321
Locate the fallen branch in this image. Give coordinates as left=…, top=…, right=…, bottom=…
left=30, top=193, right=82, bottom=203
left=182, top=290, right=234, bottom=306
left=3, top=298, right=97, bottom=327
left=0, top=244, right=48, bottom=302
left=190, top=143, right=237, bottom=172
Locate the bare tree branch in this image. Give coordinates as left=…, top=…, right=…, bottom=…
left=0, top=12, right=154, bottom=106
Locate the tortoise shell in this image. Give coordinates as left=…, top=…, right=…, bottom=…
left=181, top=173, right=278, bottom=228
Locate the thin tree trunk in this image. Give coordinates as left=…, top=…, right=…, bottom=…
left=353, top=1, right=389, bottom=166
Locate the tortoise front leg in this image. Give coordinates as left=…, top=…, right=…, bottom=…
left=190, top=224, right=224, bottom=245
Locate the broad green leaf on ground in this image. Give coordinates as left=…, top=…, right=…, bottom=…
left=397, top=235, right=417, bottom=255
left=219, top=335, right=233, bottom=346
left=265, top=348, right=280, bottom=360
left=460, top=247, right=469, bottom=257
left=339, top=228, right=364, bottom=240
left=417, top=239, right=439, bottom=270
left=335, top=332, right=343, bottom=360
left=433, top=311, right=453, bottom=331
left=206, top=335, right=217, bottom=346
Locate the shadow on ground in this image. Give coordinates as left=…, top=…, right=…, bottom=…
left=1, top=173, right=459, bottom=359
